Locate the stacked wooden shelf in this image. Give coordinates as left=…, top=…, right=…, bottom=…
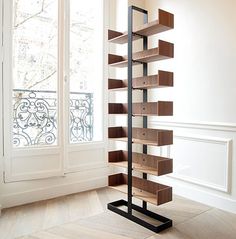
left=108, top=127, right=173, bottom=146
left=109, top=150, right=173, bottom=176
left=108, top=9, right=174, bottom=44
left=109, top=173, right=172, bottom=206
left=109, top=40, right=173, bottom=68
left=109, top=101, right=173, bottom=116
left=109, top=70, right=173, bottom=91
left=107, top=6, right=174, bottom=233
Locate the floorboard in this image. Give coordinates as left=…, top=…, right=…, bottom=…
left=0, top=187, right=235, bottom=239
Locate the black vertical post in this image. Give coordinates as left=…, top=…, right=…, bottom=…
left=142, top=12, right=148, bottom=210
left=127, top=6, right=133, bottom=215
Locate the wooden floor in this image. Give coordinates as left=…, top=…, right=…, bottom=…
left=0, top=187, right=236, bottom=239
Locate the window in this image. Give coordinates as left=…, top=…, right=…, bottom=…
left=3, top=0, right=105, bottom=182
left=69, top=0, right=103, bottom=143
left=11, top=0, right=103, bottom=148
left=12, top=0, right=58, bottom=147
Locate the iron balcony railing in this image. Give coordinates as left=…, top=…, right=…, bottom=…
left=12, top=89, right=93, bottom=147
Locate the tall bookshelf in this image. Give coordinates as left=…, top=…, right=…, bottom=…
left=107, top=6, right=174, bottom=233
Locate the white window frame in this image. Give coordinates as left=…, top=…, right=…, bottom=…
left=1, top=0, right=107, bottom=181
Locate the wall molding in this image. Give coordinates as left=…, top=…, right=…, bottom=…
left=165, top=134, right=232, bottom=193
left=148, top=119, right=236, bottom=213
left=5, top=168, right=64, bottom=183
left=167, top=134, right=232, bottom=193
left=149, top=120, right=236, bottom=132
left=69, top=142, right=105, bottom=152
left=65, top=162, right=107, bottom=174
left=149, top=118, right=235, bottom=194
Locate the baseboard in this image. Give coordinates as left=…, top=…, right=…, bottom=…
left=171, top=179, right=236, bottom=214
left=1, top=176, right=107, bottom=209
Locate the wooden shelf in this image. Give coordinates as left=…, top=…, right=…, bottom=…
left=108, top=40, right=174, bottom=68
left=108, top=70, right=173, bottom=91
left=109, top=101, right=173, bottom=116
left=108, top=127, right=173, bottom=146
left=108, top=9, right=174, bottom=44
left=108, top=173, right=172, bottom=205
left=109, top=150, right=173, bottom=176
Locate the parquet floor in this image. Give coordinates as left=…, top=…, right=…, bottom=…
left=0, top=187, right=235, bottom=239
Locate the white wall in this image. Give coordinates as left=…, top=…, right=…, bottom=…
left=144, top=0, right=236, bottom=213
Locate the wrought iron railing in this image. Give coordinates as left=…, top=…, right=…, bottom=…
left=12, top=89, right=93, bottom=147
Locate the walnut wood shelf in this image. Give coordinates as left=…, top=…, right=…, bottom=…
left=108, top=70, right=173, bottom=91
left=109, top=173, right=172, bottom=205
left=109, top=101, right=173, bottom=116
left=108, top=127, right=173, bottom=146
left=109, top=40, right=174, bottom=68
left=108, top=9, right=174, bottom=44
left=109, top=150, right=173, bottom=176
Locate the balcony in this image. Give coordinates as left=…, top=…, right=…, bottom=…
left=12, top=89, right=93, bottom=147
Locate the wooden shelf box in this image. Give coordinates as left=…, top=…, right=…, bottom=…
left=109, top=150, right=173, bottom=176
left=108, top=9, right=174, bottom=44
left=108, top=40, right=174, bottom=68
left=108, top=70, right=173, bottom=91
left=108, top=173, right=172, bottom=206
left=109, top=101, right=173, bottom=116
left=108, top=127, right=173, bottom=146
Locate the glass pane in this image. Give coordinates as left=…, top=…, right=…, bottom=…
left=12, top=0, right=58, bottom=147
left=69, top=0, right=103, bottom=143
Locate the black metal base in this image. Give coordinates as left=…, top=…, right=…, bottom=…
left=107, top=199, right=172, bottom=233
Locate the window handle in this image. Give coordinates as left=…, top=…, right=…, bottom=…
left=64, top=75, right=68, bottom=83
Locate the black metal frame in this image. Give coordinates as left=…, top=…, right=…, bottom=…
left=108, top=199, right=172, bottom=233
left=108, top=5, right=172, bottom=233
